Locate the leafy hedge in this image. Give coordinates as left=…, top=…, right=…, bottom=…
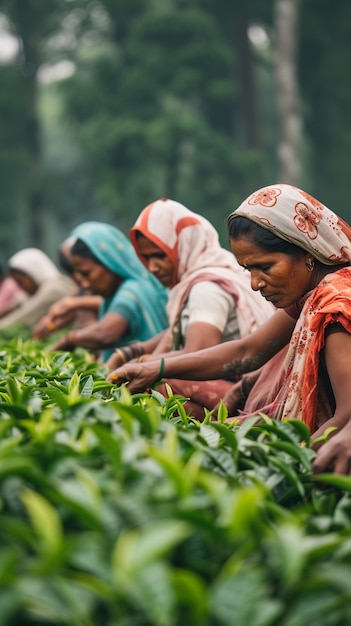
left=0, top=337, right=350, bottom=626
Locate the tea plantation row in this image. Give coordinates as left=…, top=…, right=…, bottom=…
left=0, top=336, right=349, bottom=625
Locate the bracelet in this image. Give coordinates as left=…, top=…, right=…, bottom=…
left=128, top=344, right=137, bottom=359
left=122, top=346, right=133, bottom=360
left=159, top=357, right=165, bottom=379
left=241, top=376, right=249, bottom=401
left=115, top=348, right=127, bottom=363
left=128, top=343, right=145, bottom=358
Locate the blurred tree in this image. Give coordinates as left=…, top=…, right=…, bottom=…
left=299, top=0, right=351, bottom=216
left=274, top=0, right=301, bottom=184
left=0, top=0, right=64, bottom=250
left=2, top=0, right=350, bottom=257
left=0, top=63, right=28, bottom=261
left=59, top=0, right=268, bottom=241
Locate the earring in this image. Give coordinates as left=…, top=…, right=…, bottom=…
left=306, top=259, right=315, bottom=272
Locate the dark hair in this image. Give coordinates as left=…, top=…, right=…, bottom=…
left=57, top=249, right=73, bottom=275
left=71, top=239, right=102, bottom=265
left=227, top=215, right=304, bottom=258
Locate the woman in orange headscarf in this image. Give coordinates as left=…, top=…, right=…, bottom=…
left=107, top=198, right=274, bottom=418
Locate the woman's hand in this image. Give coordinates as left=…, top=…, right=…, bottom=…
left=49, top=296, right=77, bottom=320
left=107, top=359, right=161, bottom=393
left=312, top=423, right=351, bottom=475
left=105, top=351, right=126, bottom=371
left=51, top=331, right=77, bottom=352
left=33, top=297, right=78, bottom=339
left=33, top=315, right=54, bottom=339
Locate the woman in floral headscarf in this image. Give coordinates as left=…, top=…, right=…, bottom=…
left=109, top=184, right=351, bottom=466
left=106, top=198, right=274, bottom=417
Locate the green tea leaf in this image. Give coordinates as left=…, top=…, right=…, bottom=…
left=22, top=489, right=63, bottom=559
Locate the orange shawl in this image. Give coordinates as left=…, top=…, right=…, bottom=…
left=274, top=268, right=351, bottom=431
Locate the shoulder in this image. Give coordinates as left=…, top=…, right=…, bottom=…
left=188, top=280, right=233, bottom=302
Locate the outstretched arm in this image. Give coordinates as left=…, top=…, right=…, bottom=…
left=108, top=309, right=294, bottom=392
left=33, top=295, right=102, bottom=339
left=52, top=312, right=128, bottom=352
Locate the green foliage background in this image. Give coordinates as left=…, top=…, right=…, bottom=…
left=1, top=0, right=351, bottom=261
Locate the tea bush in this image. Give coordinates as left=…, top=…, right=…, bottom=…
left=0, top=336, right=350, bottom=625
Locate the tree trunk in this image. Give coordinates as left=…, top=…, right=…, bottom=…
left=275, top=0, right=302, bottom=184
left=11, top=0, right=45, bottom=248
left=233, top=5, right=261, bottom=149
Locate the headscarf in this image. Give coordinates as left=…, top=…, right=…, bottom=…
left=70, top=221, right=168, bottom=338
left=58, top=236, right=77, bottom=275
left=229, top=184, right=351, bottom=430
left=130, top=198, right=274, bottom=336
left=8, top=248, right=62, bottom=285
left=228, top=183, right=351, bottom=264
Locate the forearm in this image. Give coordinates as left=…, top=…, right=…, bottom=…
left=54, top=323, right=116, bottom=351
left=161, top=340, right=266, bottom=381
left=159, top=310, right=293, bottom=379
left=49, top=295, right=101, bottom=322
left=109, top=310, right=292, bottom=391
left=73, top=295, right=102, bottom=312
left=141, top=331, right=169, bottom=355
left=108, top=339, right=271, bottom=393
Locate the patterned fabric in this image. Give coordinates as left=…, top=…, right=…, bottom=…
left=229, top=184, right=351, bottom=430
left=130, top=198, right=274, bottom=337
left=71, top=222, right=169, bottom=359
left=228, top=184, right=351, bottom=264
left=274, top=269, right=351, bottom=431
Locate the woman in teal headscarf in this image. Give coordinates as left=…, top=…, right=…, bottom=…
left=52, top=221, right=168, bottom=361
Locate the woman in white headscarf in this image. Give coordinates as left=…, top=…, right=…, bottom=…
left=0, top=248, right=76, bottom=329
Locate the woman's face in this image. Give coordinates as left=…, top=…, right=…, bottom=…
left=230, top=237, right=314, bottom=308
left=72, top=256, right=122, bottom=297
left=136, top=235, right=174, bottom=288
left=10, top=270, right=37, bottom=295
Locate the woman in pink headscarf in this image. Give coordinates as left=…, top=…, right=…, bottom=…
left=109, top=184, right=351, bottom=473
left=106, top=198, right=274, bottom=417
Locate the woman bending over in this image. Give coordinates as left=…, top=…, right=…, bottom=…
left=107, top=198, right=274, bottom=418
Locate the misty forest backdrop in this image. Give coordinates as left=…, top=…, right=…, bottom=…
left=0, top=0, right=350, bottom=265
